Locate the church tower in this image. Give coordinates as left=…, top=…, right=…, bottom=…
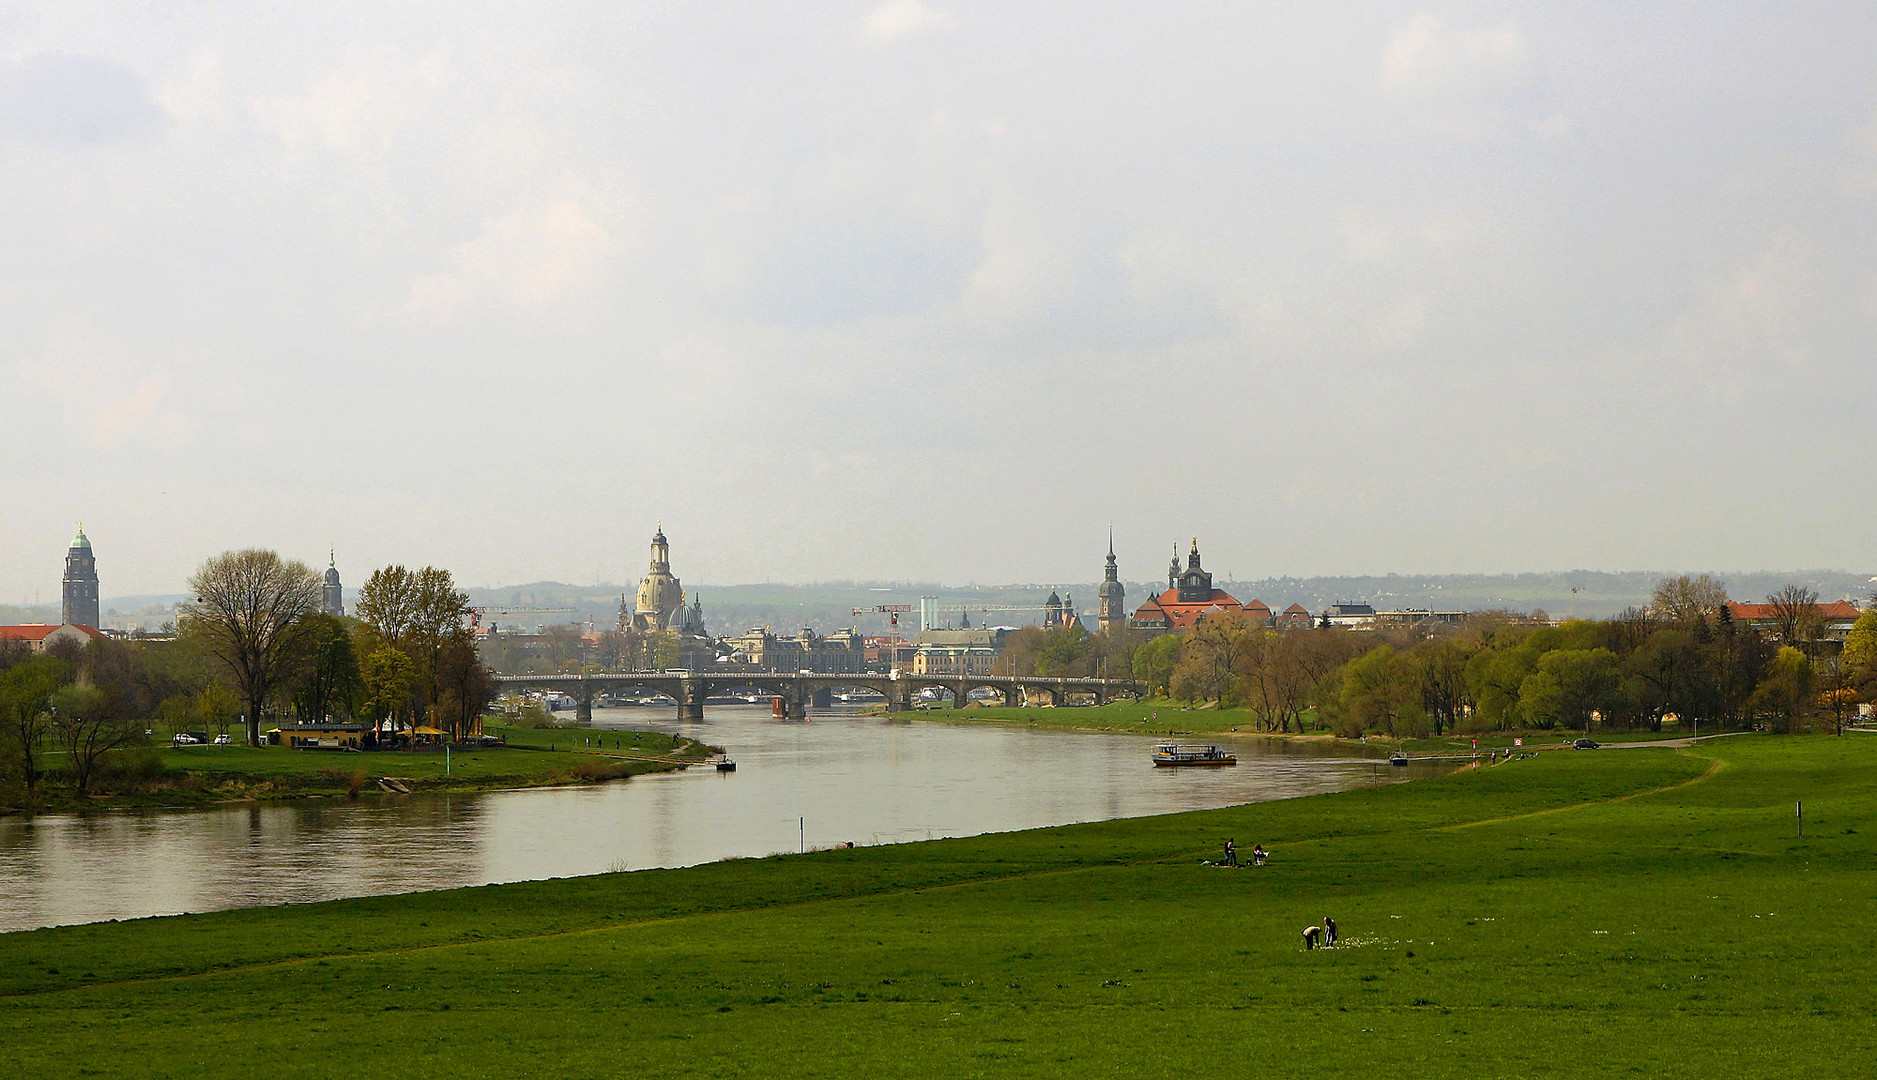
left=1097, top=530, right=1126, bottom=634
left=62, top=525, right=100, bottom=629
left=321, top=552, right=345, bottom=617
left=633, top=524, right=685, bottom=632
left=1175, top=537, right=1214, bottom=603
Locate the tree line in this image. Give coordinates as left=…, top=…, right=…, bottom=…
left=1002, top=574, right=1875, bottom=738
left=1, top=549, right=496, bottom=798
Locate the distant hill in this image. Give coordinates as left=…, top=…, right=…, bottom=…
left=7, top=570, right=1867, bottom=635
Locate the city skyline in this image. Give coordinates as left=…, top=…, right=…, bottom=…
left=5, top=4, right=1876, bottom=597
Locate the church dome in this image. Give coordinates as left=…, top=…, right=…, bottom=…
left=324, top=565, right=342, bottom=585
left=71, top=526, right=91, bottom=551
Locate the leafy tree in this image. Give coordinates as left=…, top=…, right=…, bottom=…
left=1750, top=646, right=1814, bottom=732
left=1131, top=634, right=1179, bottom=696
left=1411, top=639, right=1472, bottom=735
left=0, top=655, right=70, bottom=791
left=359, top=647, right=419, bottom=730
left=50, top=682, right=143, bottom=796
left=1335, top=645, right=1423, bottom=737
left=1522, top=648, right=1624, bottom=736
left=434, top=633, right=497, bottom=741
left=289, top=613, right=363, bottom=722
left=1170, top=613, right=1254, bottom=704
left=1035, top=624, right=1094, bottom=677
left=354, top=565, right=480, bottom=728
left=180, top=549, right=323, bottom=746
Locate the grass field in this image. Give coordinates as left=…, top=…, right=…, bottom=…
left=2, top=736, right=1871, bottom=1077
left=2, top=725, right=703, bottom=812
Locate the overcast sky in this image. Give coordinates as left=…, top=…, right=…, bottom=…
left=3, top=2, right=1875, bottom=600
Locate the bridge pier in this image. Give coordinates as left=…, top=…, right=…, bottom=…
left=576, top=695, right=593, bottom=724
left=883, top=682, right=913, bottom=713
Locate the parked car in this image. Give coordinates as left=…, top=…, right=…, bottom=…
left=1572, top=738, right=1600, bottom=750
left=212, top=734, right=232, bottom=746
left=172, top=733, right=199, bottom=745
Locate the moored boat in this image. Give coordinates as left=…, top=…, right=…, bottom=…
left=1152, top=743, right=1237, bottom=767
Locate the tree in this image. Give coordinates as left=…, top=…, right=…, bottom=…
left=1170, top=613, right=1254, bottom=704
left=1522, top=648, right=1624, bottom=736
left=1750, top=646, right=1814, bottom=732
left=50, top=682, right=143, bottom=796
left=180, top=550, right=323, bottom=746
left=1766, top=584, right=1821, bottom=649
left=354, top=565, right=476, bottom=726
left=359, top=646, right=419, bottom=730
left=1131, top=634, right=1179, bottom=696
left=289, top=613, right=362, bottom=722
left=1035, top=624, right=1095, bottom=677
left=1335, top=646, right=1423, bottom=737
left=1411, top=639, right=1473, bottom=735
left=433, top=634, right=497, bottom=741
left=0, top=655, right=70, bottom=792
left=1651, top=575, right=1728, bottom=623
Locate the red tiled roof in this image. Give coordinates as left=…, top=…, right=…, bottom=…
left=1724, top=600, right=1861, bottom=621
left=1282, top=603, right=1309, bottom=614
left=1242, top=599, right=1272, bottom=614
left=1131, top=588, right=1254, bottom=631
left=0, top=624, right=104, bottom=642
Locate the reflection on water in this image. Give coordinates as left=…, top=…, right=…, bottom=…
left=0, top=706, right=1448, bottom=933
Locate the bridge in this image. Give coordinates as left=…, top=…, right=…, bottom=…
left=492, top=671, right=1140, bottom=722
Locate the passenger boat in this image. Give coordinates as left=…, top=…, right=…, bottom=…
left=1152, top=743, right=1237, bottom=767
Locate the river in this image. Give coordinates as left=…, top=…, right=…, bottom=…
left=0, top=706, right=1448, bottom=933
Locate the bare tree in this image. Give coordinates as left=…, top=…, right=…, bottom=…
left=50, top=683, right=141, bottom=795
left=180, top=550, right=322, bottom=746
left=1766, top=584, right=1820, bottom=648
left=1650, top=575, right=1728, bottom=623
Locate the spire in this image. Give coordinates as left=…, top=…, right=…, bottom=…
left=1107, top=526, right=1115, bottom=560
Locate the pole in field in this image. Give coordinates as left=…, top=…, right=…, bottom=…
left=800, top=816, right=805, bottom=854
left=1797, top=800, right=1802, bottom=839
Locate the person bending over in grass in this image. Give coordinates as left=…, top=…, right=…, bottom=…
left=1302, top=925, right=1322, bottom=950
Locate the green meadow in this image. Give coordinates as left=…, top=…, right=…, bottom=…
left=3, top=736, right=1872, bottom=1077
left=3, top=726, right=701, bottom=813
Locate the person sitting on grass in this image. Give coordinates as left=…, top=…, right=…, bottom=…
left=1252, top=844, right=1267, bottom=866
left=1302, top=925, right=1322, bottom=950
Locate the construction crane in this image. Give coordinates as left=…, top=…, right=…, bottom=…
left=467, top=605, right=575, bottom=632
left=853, top=597, right=1068, bottom=632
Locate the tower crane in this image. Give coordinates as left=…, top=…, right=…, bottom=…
left=852, top=597, right=1074, bottom=632
left=466, top=605, right=576, bottom=632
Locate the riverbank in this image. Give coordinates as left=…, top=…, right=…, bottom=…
left=3, top=734, right=1866, bottom=1077
left=0, top=724, right=708, bottom=815
left=914, top=699, right=1689, bottom=753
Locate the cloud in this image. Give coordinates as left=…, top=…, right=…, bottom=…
left=859, top=1, right=950, bottom=45
left=15, top=328, right=198, bottom=449
left=394, top=185, right=628, bottom=327
left=0, top=53, right=164, bottom=146
left=1382, top=13, right=1532, bottom=96
left=251, top=49, right=450, bottom=159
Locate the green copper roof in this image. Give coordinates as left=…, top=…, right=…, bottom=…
left=71, top=525, right=91, bottom=550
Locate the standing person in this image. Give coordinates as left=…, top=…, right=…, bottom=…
left=1252, top=844, right=1266, bottom=867
left=1324, top=916, right=1337, bottom=947
left=1302, top=925, right=1321, bottom=950
left=1224, top=838, right=1238, bottom=866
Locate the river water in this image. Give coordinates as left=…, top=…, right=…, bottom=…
left=0, top=706, right=1447, bottom=934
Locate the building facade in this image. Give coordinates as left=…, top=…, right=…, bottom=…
left=61, top=526, right=99, bottom=630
